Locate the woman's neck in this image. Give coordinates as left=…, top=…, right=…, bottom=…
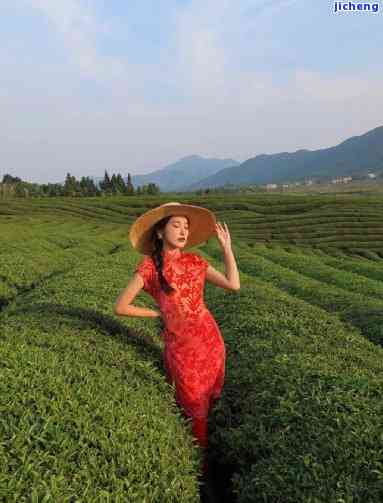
left=161, top=247, right=182, bottom=260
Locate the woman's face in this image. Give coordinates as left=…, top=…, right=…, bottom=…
left=161, top=216, right=189, bottom=249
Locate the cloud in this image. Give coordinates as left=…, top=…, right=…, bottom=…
left=26, top=0, right=126, bottom=81
left=1, top=0, right=382, bottom=184
left=170, top=0, right=383, bottom=133
left=172, top=0, right=302, bottom=107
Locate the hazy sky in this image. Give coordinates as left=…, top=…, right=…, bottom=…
left=1, top=0, right=382, bottom=184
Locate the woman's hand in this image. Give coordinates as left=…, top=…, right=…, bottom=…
left=215, top=221, right=232, bottom=252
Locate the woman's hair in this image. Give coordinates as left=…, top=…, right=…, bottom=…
left=150, top=215, right=189, bottom=294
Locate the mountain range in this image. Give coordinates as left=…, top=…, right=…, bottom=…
left=91, top=125, right=383, bottom=192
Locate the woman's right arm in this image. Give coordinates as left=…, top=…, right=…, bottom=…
left=114, top=272, right=161, bottom=318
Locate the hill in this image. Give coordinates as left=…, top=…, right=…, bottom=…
left=184, top=125, right=383, bottom=190
left=92, top=155, right=239, bottom=192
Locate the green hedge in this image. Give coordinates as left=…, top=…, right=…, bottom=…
left=207, top=243, right=383, bottom=347
left=0, top=243, right=204, bottom=501
left=200, top=243, right=383, bottom=502
left=2, top=195, right=383, bottom=502
left=251, top=244, right=383, bottom=302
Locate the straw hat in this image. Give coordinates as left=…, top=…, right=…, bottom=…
left=129, top=202, right=217, bottom=255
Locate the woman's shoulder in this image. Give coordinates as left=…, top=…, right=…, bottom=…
left=183, top=251, right=209, bottom=268
left=135, top=254, right=155, bottom=272
left=183, top=251, right=200, bottom=260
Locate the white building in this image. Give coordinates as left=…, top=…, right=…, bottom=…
left=331, top=176, right=353, bottom=184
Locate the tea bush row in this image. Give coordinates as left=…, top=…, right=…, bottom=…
left=200, top=243, right=383, bottom=502
left=205, top=243, right=383, bottom=347
left=249, top=244, right=383, bottom=302
left=0, top=246, right=203, bottom=502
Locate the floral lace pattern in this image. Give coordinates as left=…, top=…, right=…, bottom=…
left=135, top=251, right=226, bottom=419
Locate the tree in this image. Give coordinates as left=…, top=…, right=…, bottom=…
left=63, top=173, right=78, bottom=196
left=99, top=170, right=112, bottom=194
left=15, top=183, right=29, bottom=197
left=0, top=183, right=16, bottom=198
left=139, top=183, right=160, bottom=195
left=115, top=174, right=126, bottom=194
left=41, top=183, right=64, bottom=197
left=2, top=174, right=22, bottom=184
left=125, top=173, right=134, bottom=195
left=79, top=176, right=98, bottom=197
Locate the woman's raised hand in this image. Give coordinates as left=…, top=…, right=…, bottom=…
left=215, top=221, right=232, bottom=252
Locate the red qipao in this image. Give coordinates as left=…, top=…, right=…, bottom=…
left=135, top=249, right=226, bottom=450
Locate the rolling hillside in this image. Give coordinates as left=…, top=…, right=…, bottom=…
left=1, top=194, right=383, bottom=502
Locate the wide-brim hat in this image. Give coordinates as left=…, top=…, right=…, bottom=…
left=129, top=201, right=217, bottom=255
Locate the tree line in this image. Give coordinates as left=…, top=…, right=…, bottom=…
left=0, top=172, right=160, bottom=198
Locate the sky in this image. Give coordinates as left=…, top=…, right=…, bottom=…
left=1, top=0, right=382, bottom=184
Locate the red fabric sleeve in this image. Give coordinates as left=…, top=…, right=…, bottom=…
left=194, top=253, right=209, bottom=273
left=134, top=256, right=155, bottom=295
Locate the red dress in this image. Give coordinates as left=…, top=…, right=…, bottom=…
left=135, top=249, right=226, bottom=449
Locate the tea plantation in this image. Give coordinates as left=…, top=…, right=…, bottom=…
left=1, top=194, right=382, bottom=502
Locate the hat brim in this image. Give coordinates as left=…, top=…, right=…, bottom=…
left=129, top=203, right=217, bottom=255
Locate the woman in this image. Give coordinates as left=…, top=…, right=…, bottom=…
left=114, top=202, right=240, bottom=474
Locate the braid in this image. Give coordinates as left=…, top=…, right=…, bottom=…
left=150, top=218, right=175, bottom=294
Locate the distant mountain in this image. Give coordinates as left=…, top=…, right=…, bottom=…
left=91, top=155, right=239, bottom=192
left=184, top=125, right=383, bottom=190
left=130, top=155, right=239, bottom=192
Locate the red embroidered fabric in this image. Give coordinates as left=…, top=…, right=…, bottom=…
left=134, top=250, right=226, bottom=421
